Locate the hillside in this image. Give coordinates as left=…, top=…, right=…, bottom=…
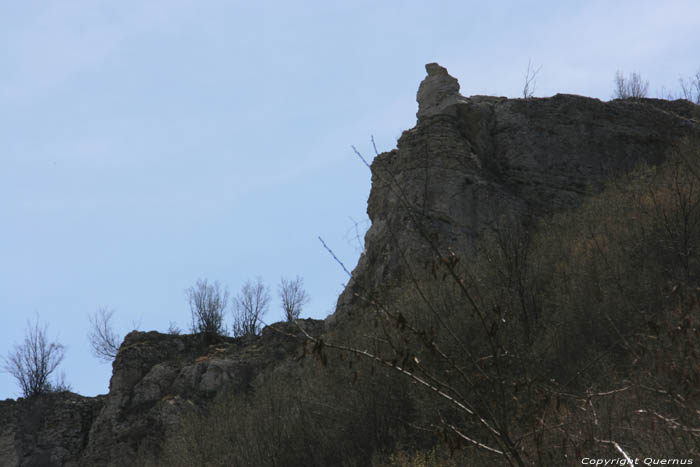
left=1, top=64, right=699, bottom=466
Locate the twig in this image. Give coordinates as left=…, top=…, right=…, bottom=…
left=635, top=409, right=700, bottom=433
left=318, top=236, right=352, bottom=277
left=595, top=439, right=634, bottom=464
left=443, top=421, right=505, bottom=456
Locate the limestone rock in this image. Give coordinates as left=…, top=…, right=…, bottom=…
left=416, top=63, right=468, bottom=119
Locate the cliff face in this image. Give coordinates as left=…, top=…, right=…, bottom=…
left=1, top=64, right=699, bottom=466
left=333, top=64, right=700, bottom=322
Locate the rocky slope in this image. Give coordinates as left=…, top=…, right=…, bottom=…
left=1, top=64, right=698, bottom=466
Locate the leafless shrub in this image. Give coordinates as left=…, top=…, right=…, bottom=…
left=279, top=276, right=310, bottom=321
left=679, top=68, right=700, bottom=104
left=655, top=85, right=676, bottom=100
left=52, top=371, right=72, bottom=393
left=87, top=307, right=121, bottom=362
left=232, top=277, right=270, bottom=337
left=2, top=316, right=66, bottom=398
left=155, top=366, right=408, bottom=467
left=187, top=279, right=229, bottom=337
left=522, top=59, right=542, bottom=99
left=167, top=321, right=182, bottom=335
left=613, top=70, right=649, bottom=99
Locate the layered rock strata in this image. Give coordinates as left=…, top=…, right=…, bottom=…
left=333, top=63, right=700, bottom=322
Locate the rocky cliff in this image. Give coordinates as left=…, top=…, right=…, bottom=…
left=1, top=64, right=698, bottom=466
left=334, top=63, right=699, bottom=323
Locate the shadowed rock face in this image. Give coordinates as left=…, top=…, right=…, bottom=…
left=1, top=64, right=699, bottom=466
left=0, top=393, right=104, bottom=467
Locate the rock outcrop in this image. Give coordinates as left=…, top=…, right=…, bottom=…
left=416, top=62, right=468, bottom=118
left=1, top=64, right=699, bottom=466
left=0, top=320, right=323, bottom=467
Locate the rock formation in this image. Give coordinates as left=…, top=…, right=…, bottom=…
left=334, top=64, right=699, bottom=323
left=416, top=62, right=468, bottom=118
left=1, top=64, right=698, bottom=466
left=0, top=320, right=323, bottom=467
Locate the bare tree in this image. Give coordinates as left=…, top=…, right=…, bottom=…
left=279, top=276, right=310, bottom=321
left=187, top=279, right=229, bottom=337
left=232, top=277, right=270, bottom=337
left=613, top=70, right=649, bottom=99
left=2, top=315, right=66, bottom=398
left=87, top=307, right=121, bottom=362
left=522, top=59, right=542, bottom=99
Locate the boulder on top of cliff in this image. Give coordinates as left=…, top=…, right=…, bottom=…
left=416, top=63, right=468, bottom=119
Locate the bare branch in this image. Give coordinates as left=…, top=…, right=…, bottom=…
left=636, top=409, right=700, bottom=433
left=595, top=439, right=635, bottom=464
left=679, top=68, right=700, bottom=104
left=523, top=59, right=542, bottom=99
left=318, top=236, right=352, bottom=277
left=87, top=307, right=121, bottom=362
left=442, top=421, right=505, bottom=456
left=344, top=216, right=368, bottom=254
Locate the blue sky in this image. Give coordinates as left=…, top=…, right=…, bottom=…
left=1, top=0, right=699, bottom=399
